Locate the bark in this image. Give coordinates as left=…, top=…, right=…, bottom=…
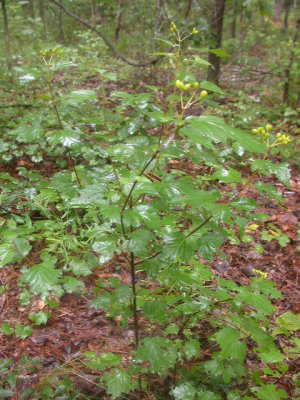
left=275, top=0, right=282, bottom=22
left=284, top=0, right=292, bottom=30
left=185, top=0, right=193, bottom=20
left=283, top=17, right=300, bottom=104
left=156, top=0, right=162, bottom=33
left=27, top=0, right=35, bottom=19
left=1, top=0, right=12, bottom=71
left=58, top=5, right=66, bottom=43
left=114, top=0, right=123, bottom=41
left=207, top=0, right=226, bottom=85
left=231, top=16, right=236, bottom=39
left=39, top=0, right=47, bottom=37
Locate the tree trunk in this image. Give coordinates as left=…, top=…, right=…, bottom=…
left=39, top=0, right=47, bottom=37
left=58, top=6, right=66, bottom=43
left=231, top=14, right=236, bottom=39
left=27, top=0, right=35, bottom=19
left=156, top=0, right=162, bottom=33
left=207, top=0, right=226, bottom=85
left=283, top=0, right=292, bottom=30
left=114, top=0, right=123, bottom=41
left=1, top=0, right=12, bottom=71
left=185, top=0, right=193, bottom=20
left=275, top=0, right=282, bottom=22
left=283, top=17, right=300, bottom=104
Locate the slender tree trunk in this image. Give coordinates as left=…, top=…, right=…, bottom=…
left=275, top=0, right=282, bottom=22
left=39, top=0, right=47, bottom=37
left=156, top=0, right=162, bottom=33
left=58, top=6, right=66, bottom=43
left=90, top=0, right=95, bottom=23
left=284, top=0, right=292, bottom=30
left=1, top=0, right=12, bottom=71
left=207, top=0, right=226, bottom=85
left=185, top=0, right=193, bottom=20
left=231, top=15, right=236, bottom=38
left=27, top=0, right=35, bottom=19
left=283, top=17, right=300, bottom=104
left=114, top=0, right=123, bottom=41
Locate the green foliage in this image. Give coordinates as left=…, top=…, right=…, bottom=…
left=0, top=12, right=298, bottom=400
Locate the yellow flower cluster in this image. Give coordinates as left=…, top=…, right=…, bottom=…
left=40, top=48, right=63, bottom=57
left=252, top=124, right=291, bottom=146
left=170, top=21, right=177, bottom=33
left=276, top=132, right=291, bottom=145
left=252, top=124, right=272, bottom=138
left=175, top=80, right=207, bottom=98
left=252, top=269, right=268, bottom=279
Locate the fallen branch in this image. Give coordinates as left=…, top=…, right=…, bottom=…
left=48, top=0, right=161, bottom=67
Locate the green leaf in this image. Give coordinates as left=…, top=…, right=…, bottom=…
left=29, top=311, right=51, bottom=326
left=184, top=339, right=200, bottom=359
left=172, top=383, right=197, bottom=400
left=185, top=190, right=220, bottom=210
left=104, top=369, right=133, bottom=399
left=70, top=259, right=92, bottom=276
left=251, top=160, right=291, bottom=187
left=0, top=244, right=17, bottom=267
left=211, top=168, right=241, bottom=183
left=230, top=197, right=258, bottom=211
left=0, top=389, right=14, bottom=398
left=92, top=236, right=118, bottom=264
left=15, top=324, right=33, bottom=339
left=70, top=183, right=107, bottom=207
left=209, top=48, right=230, bottom=57
left=107, top=143, right=135, bottom=161
left=13, top=238, right=31, bottom=258
left=50, top=171, right=78, bottom=198
left=21, top=259, right=61, bottom=295
left=163, top=232, right=195, bottom=263
left=46, top=129, right=80, bottom=148
left=252, top=384, right=288, bottom=400
left=197, top=232, right=223, bottom=261
left=200, top=80, right=224, bottom=94
left=85, top=352, right=122, bottom=371
left=213, top=328, right=246, bottom=362
left=275, top=312, right=300, bottom=333
left=1, top=322, right=14, bottom=335
left=236, top=287, right=274, bottom=314
left=62, top=276, right=84, bottom=293
left=143, top=301, right=168, bottom=324
left=136, top=336, right=177, bottom=375
left=10, top=125, right=43, bottom=143
left=96, top=69, right=117, bottom=81
left=254, top=182, right=285, bottom=202
left=125, top=229, right=155, bottom=257
left=51, top=61, right=77, bottom=71
left=61, top=90, right=97, bottom=106
left=186, top=55, right=211, bottom=66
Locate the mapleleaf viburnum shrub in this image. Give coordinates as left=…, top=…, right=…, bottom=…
left=0, top=23, right=297, bottom=400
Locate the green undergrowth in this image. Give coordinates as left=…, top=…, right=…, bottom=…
left=0, top=25, right=300, bottom=400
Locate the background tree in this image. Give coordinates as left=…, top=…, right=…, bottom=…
left=207, top=0, right=226, bottom=84
left=1, top=0, right=12, bottom=71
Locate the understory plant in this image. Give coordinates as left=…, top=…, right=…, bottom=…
left=0, top=24, right=298, bottom=400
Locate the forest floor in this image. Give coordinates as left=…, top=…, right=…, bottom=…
left=0, top=65, right=299, bottom=399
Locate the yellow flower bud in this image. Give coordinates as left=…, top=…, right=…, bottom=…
left=192, top=27, right=199, bottom=34
left=183, top=83, right=191, bottom=91
left=252, top=129, right=259, bottom=134
left=175, top=80, right=182, bottom=89
left=266, top=124, right=273, bottom=132
left=276, top=132, right=282, bottom=138
left=193, top=81, right=199, bottom=90
left=200, top=90, right=208, bottom=98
